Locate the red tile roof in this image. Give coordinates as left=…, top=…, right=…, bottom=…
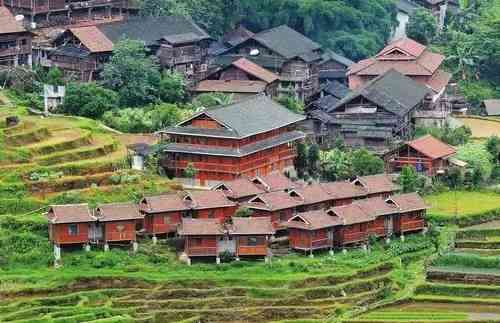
left=194, top=80, right=268, bottom=93
left=47, top=204, right=96, bottom=224
left=253, top=172, right=295, bottom=192
left=287, top=210, right=342, bottom=230
left=231, top=217, right=275, bottom=235
left=293, top=184, right=331, bottom=205
left=426, top=69, right=452, bottom=93
left=320, top=181, right=366, bottom=200
left=378, top=38, right=427, bottom=58
left=140, top=193, right=189, bottom=213
left=389, top=192, right=429, bottom=212
left=212, top=177, right=264, bottom=199
left=178, top=218, right=223, bottom=236
left=406, top=135, right=456, bottom=159
left=231, top=58, right=279, bottom=84
left=329, top=204, right=375, bottom=225
left=96, top=202, right=144, bottom=222
left=352, top=174, right=399, bottom=195
left=0, top=7, right=26, bottom=34
left=187, top=190, right=237, bottom=210
left=355, top=197, right=398, bottom=217
left=69, top=26, right=114, bottom=53
left=246, top=191, right=303, bottom=211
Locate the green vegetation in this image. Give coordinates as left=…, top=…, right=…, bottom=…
left=406, top=8, right=438, bottom=45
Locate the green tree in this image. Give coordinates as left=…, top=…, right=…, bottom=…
left=486, top=135, right=500, bottom=164
left=294, top=142, right=308, bottom=179
left=102, top=39, right=161, bottom=107
left=307, top=143, right=320, bottom=178
left=398, top=166, right=419, bottom=193
left=406, top=8, right=438, bottom=45
left=62, top=82, right=119, bottom=118
left=351, top=148, right=384, bottom=176
left=444, top=166, right=464, bottom=188
left=193, top=93, right=234, bottom=109
left=184, top=163, right=198, bottom=179
left=276, top=96, right=304, bottom=114
left=456, top=142, right=493, bottom=181
left=320, top=149, right=353, bottom=181
left=234, top=207, right=254, bottom=217
left=158, top=71, right=187, bottom=103
left=45, top=67, right=64, bottom=86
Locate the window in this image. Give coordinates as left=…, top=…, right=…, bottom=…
left=68, top=224, right=79, bottom=236
left=248, top=237, right=258, bottom=246
left=279, top=211, right=287, bottom=222
left=164, top=215, right=171, bottom=224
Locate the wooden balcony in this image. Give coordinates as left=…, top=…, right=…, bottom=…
left=400, top=220, right=425, bottom=233
left=51, top=60, right=97, bottom=71
left=106, top=231, right=135, bottom=242
left=187, top=247, right=217, bottom=256
left=167, top=160, right=239, bottom=174
left=342, top=231, right=368, bottom=244
left=56, top=234, right=89, bottom=244
left=292, top=238, right=332, bottom=250
left=0, top=46, right=30, bottom=57
left=238, top=245, right=267, bottom=256
left=152, top=223, right=176, bottom=234
left=367, top=227, right=386, bottom=237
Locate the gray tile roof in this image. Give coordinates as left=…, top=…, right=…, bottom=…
left=98, top=16, right=210, bottom=47
left=321, top=50, right=354, bottom=67
left=252, top=25, right=322, bottom=60
left=163, top=131, right=305, bottom=157
left=334, top=69, right=430, bottom=117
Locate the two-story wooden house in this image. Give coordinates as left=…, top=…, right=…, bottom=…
left=45, top=16, right=211, bottom=81
left=216, top=25, right=323, bottom=100
left=307, top=69, right=431, bottom=153
left=160, top=95, right=305, bottom=186
left=0, top=7, right=32, bottom=66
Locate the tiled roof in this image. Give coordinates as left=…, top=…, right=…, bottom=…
left=352, top=174, right=399, bottom=195
left=246, top=191, right=303, bottom=211
left=47, top=204, right=96, bottom=224
left=187, top=190, right=237, bottom=210
left=0, top=6, right=26, bottom=34
left=96, top=202, right=143, bottom=222
left=287, top=210, right=342, bottom=230
left=330, top=204, right=375, bottom=225
left=140, top=193, right=189, bottom=213
left=320, top=181, right=366, bottom=199
left=141, top=190, right=235, bottom=213
left=69, top=26, right=114, bottom=53
left=254, top=172, right=295, bottom=192
left=426, top=69, right=452, bottom=94
left=194, top=80, right=268, bottom=93
left=356, top=197, right=398, bottom=217
left=335, top=69, right=430, bottom=117
left=178, top=218, right=224, bottom=235
left=378, top=37, right=427, bottom=59
left=483, top=99, right=500, bottom=116
left=389, top=192, right=429, bottom=212
left=320, top=49, right=354, bottom=67
left=223, top=25, right=255, bottom=47
left=231, top=58, right=279, bottom=83
left=212, top=177, right=265, bottom=199
left=252, top=25, right=321, bottom=60
left=231, top=217, right=275, bottom=235
left=406, top=135, right=456, bottom=159
left=294, top=184, right=332, bottom=205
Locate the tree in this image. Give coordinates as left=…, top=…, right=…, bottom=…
left=45, top=67, right=64, bottom=86
left=456, top=142, right=493, bottom=181
left=184, top=163, right=198, bottom=182
left=193, top=93, right=234, bottom=109
left=320, top=149, right=353, bottom=181
left=158, top=71, right=187, bottom=103
left=444, top=166, right=464, bottom=188
left=102, top=39, right=161, bottom=107
left=406, top=8, right=438, bottom=45
left=234, top=207, right=253, bottom=217
left=62, top=82, right=118, bottom=118
left=351, top=148, right=384, bottom=176
left=276, top=96, right=304, bottom=114
left=486, top=135, right=500, bottom=164
left=294, top=142, right=308, bottom=179
left=307, top=143, right=320, bottom=178
left=398, top=166, right=419, bottom=193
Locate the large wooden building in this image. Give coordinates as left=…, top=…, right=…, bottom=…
left=161, top=95, right=305, bottom=186
left=43, top=16, right=211, bottom=82
left=215, top=25, right=323, bottom=101
left=307, top=69, right=431, bottom=153
left=0, top=6, right=32, bottom=66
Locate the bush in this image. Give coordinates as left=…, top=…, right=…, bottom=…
left=61, top=82, right=119, bottom=118
left=431, top=252, right=500, bottom=269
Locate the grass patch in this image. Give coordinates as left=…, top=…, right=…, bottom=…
left=425, top=191, right=500, bottom=217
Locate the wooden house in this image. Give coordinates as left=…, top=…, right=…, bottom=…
left=140, top=190, right=237, bottom=237
left=287, top=210, right=342, bottom=253
left=307, top=69, right=431, bottom=153
left=246, top=190, right=304, bottom=229
left=216, top=25, right=323, bottom=101
left=386, top=134, right=457, bottom=176
left=355, top=197, right=400, bottom=238
left=160, top=95, right=305, bottom=186
left=318, top=50, right=354, bottom=85
left=195, top=57, right=279, bottom=99
left=47, top=204, right=97, bottom=246
left=329, top=204, right=375, bottom=246
left=319, top=181, right=366, bottom=207
left=3, top=0, right=135, bottom=27
left=0, top=7, right=32, bottom=67
left=95, top=202, right=143, bottom=244
left=45, top=16, right=211, bottom=82
left=178, top=218, right=223, bottom=260
left=231, top=217, right=274, bottom=258
left=351, top=174, right=399, bottom=198
left=389, top=193, right=428, bottom=234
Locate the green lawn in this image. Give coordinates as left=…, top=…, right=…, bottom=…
left=425, top=191, right=500, bottom=217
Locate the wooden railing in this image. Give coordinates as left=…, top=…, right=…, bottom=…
left=56, top=234, right=88, bottom=244
left=401, top=220, right=425, bottom=232
left=152, top=223, right=176, bottom=234
left=167, top=160, right=238, bottom=173
left=343, top=231, right=367, bottom=243
left=311, top=238, right=331, bottom=249
left=187, top=247, right=217, bottom=256
left=238, top=245, right=267, bottom=256
left=106, top=231, right=135, bottom=242
left=390, top=157, right=432, bottom=166
left=367, top=227, right=386, bottom=237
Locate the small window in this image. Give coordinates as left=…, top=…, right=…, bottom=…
left=68, top=224, right=79, bottom=236
left=248, top=237, right=258, bottom=246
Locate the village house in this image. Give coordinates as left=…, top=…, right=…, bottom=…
left=47, top=204, right=97, bottom=247
left=328, top=204, right=375, bottom=246
left=140, top=190, right=237, bottom=239
left=307, top=69, right=431, bottom=153
left=0, top=6, right=32, bottom=66
left=3, top=0, right=136, bottom=27
left=389, top=192, right=429, bottom=235
left=318, top=50, right=354, bottom=85
left=215, top=25, right=323, bottom=100
left=177, top=216, right=274, bottom=264
left=194, top=57, right=279, bottom=100
left=160, top=95, right=305, bottom=186
left=386, top=134, right=458, bottom=176
left=351, top=174, right=400, bottom=199
left=42, top=16, right=211, bottom=82
left=94, top=202, right=143, bottom=250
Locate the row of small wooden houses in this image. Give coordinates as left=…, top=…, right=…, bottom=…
left=47, top=173, right=428, bottom=262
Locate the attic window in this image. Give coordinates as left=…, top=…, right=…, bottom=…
left=352, top=179, right=365, bottom=188
left=184, top=195, right=193, bottom=202
left=250, top=196, right=266, bottom=204
left=215, top=184, right=229, bottom=192
left=292, top=216, right=306, bottom=223
left=385, top=199, right=397, bottom=206
left=288, top=190, right=301, bottom=198
left=326, top=210, right=336, bottom=217
left=252, top=178, right=264, bottom=185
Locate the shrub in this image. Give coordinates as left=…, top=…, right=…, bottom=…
left=431, top=252, right=500, bottom=269
left=61, top=82, right=119, bottom=118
